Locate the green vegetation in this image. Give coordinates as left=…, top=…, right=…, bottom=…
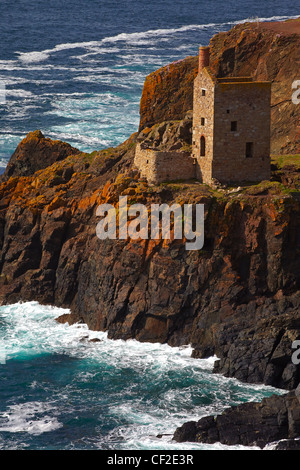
left=271, top=154, right=300, bottom=169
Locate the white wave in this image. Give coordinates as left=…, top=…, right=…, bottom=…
left=0, top=63, right=54, bottom=71
left=0, top=301, right=283, bottom=403
left=50, top=41, right=101, bottom=52
left=71, top=47, right=122, bottom=61
left=0, top=301, right=285, bottom=448
left=0, top=59, right=20, bottom=71
left=110, top=433, right=260, bottom=451
left=13, top=14, right=299, bottom=66
left=0, top=402, right=62, bottom=435
left=263, top=438, right=300, bottom=450
left=234, top=14, right=300, bottom=24
left=102, top=24, right=218, bottom=44
left=0, top=301, right=274, bottom=391
left=98, top=15, right=300, bottom=43
left=17, top=41, right=101, bottom=64
left=5, top=89, right=34, bottom=98
left=17, top=51, right=50, bottom=64
left=0, top=76, right=30, bottom=86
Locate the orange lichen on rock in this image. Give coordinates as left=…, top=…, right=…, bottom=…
left=139, top=56, right=198, bottom=131
left=1, top=130, right=80, bottom=182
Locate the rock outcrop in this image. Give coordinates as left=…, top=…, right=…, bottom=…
left=173, top=385, right=300, bottom=449
left=1, top=130, right=80, bottom=181
left=137, top=111, right=193, bottom=153
left=0, top=132, right=136, bottom=306
left=139, top=56, right=198, bottom=131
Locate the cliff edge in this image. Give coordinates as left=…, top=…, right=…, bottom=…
left=0, top=17, right=299, bottom=450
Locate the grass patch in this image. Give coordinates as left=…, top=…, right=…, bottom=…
left=271, top=154, right=300, bottom=170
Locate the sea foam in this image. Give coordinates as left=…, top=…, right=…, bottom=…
left=15, top=15, right=300, bottom=64
left=0, top=402, right=63, bottom=436
left=0, top=301, right=284, bottom=449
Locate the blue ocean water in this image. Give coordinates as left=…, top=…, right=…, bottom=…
left=0, top=0, right=299, bottom=170
left=0, top=302, right=284, bottom=450
left=0, top=0, right=298, bottom=450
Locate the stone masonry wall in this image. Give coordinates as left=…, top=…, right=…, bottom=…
left=192, top=68, right=215, bottom=183
left=134, top=143, right=196, bottom=184
left=212, top=81, right=271, bottom=183
left=134, top=144, right=157, bottom=183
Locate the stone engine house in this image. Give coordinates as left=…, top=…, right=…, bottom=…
left=135, top=46, right=271, bottom=185
left=193, top=46, right=271, bottom=184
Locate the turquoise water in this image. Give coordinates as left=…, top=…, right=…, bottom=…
left=0, top=302, right=284, bottom=450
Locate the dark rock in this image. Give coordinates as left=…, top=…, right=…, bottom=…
left=271, top=439, right=300, bottom=450
left=55, top=313, right=74, bottom=325
left=173, top=388, right=300, bottom=449
left=173, top=421, right=199, bottom=443
left=1, top=130, right=80, bottom=181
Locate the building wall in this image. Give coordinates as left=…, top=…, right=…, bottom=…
left=134, top=144, right=157, bottom=183
left=134, top=143, right=196, bottom=184
left=212, top=81, right=271, bottom=183
left=136, top=63, right=271, bottom=186
left=192, top=68, right=215, bottom=183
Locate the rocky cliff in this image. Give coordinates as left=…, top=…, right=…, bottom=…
left=1, top=130, right=80, bottom=181
left=139, top=19, right=300, bottom=155
left=0, top=17, right=299, bottom=449
left=0, top=124, right=299, bottom=391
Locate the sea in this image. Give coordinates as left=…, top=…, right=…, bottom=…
left=0, top=0, right=298, bottom=451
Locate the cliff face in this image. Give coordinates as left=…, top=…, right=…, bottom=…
left=0, top=19, right=299, bottom=397
left=139, top=56, right=198, bottom=131
left=0, top=132, right=136, bottom=306
left=0, top=126, right=299, bottom=391
left=70, top=173, right=300, bottom=391
left=139, top=19, right=300, bottom=154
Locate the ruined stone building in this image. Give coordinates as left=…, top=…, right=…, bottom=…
left=135, top=46, right=271, bottom=185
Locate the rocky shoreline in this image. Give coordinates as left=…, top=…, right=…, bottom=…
left=173, top=384, right=300, bottom=449
left=0, top=18, right=299, bottom=449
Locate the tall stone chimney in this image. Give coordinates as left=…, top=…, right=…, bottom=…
left=198, top=46, right=210, bottom=73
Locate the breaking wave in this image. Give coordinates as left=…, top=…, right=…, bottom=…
left=16, top=14, right=300, bottom=63
left=0, top=301, right=284, bottom=450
